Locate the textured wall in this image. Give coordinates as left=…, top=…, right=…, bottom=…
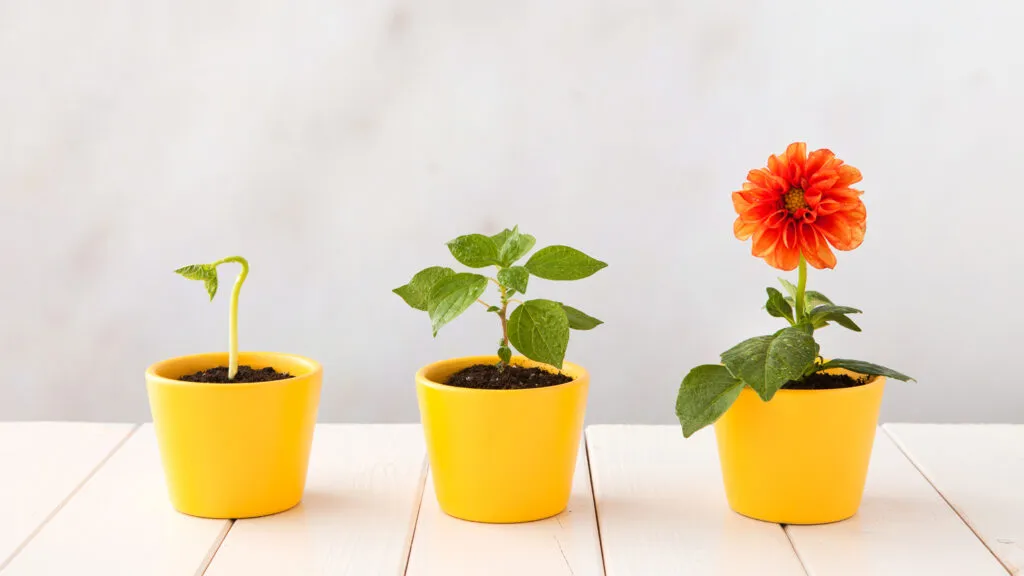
left=2, top=0, right=1022, bottom=423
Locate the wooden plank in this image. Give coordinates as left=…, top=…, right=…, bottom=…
left=406, top=441, right=603, bottom=576
left=786, top=431, right=1006, bottom=575
left=886, top=424, right=1023, bottom=575
left=1, top=424, right=231, bottom=576
left=0, top=422, right=136, bottom=569
left=586, top=425, right=803, bottom=576
left=204, top=424, right=427, bottom=576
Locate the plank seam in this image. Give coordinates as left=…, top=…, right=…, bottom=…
left=584, top=429, right=608, bottom=576
left=196, top=519, right=235, bottom=576
left=781, top=525, right=811, bottom=576
left=882, top=425, right=1013, bottom=575
left=402, top=456, right=429, bottom=576
left=0, top=423, right=141, bottom=572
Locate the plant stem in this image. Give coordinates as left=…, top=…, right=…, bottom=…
left=476, top=299, right=493, bottom=309
left=214, top=256, right=249, bottom=379
left=794, top=254, right=808, bottom=323
left=498, top=283, right=509, bottom=348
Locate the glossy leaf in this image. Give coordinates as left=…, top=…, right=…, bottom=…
left=525, top=245, right=607, bottom=280
left=721, top=327, right=819, bottom=401
left=676, top=365, right=744, bottom=438
left=765, top=287, right=794, bottom=321
left=427, top=273, right=488, bottom=336
left=446, top=234, right=500, bottom=268
left=561, top=304, right=603, bottom=330
left=393, top=266, right=455, bottom=311
left=818, top=359, right=915, bottom=382
left=497, top=266, right=530, bottom=293
left=507, top=299, right=569, bottom=368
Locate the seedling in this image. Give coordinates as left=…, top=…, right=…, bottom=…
left=394, top=227, right=606, bottom=369
left=175, top=256, right=249, bottom=380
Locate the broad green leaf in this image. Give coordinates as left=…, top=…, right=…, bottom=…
left=446, top=234, right=500, bottom=268
left=561, top=304, right=603, bottom=330
left=393, top=266, right=455, bottom=311
left=497, top=266, right=530, bottom=293
left=810, top=305, right=863, bottom=332
left=765, top=287, right=793, bottom=321
left=818, top=359, right=915, bottom=382
left=830, top=314, right=862, bottom=332
left=778, top=277, right=798, bottom=298
left=492, top=226, right=536, bottom=266
left=721, top=327, right=819, bottom=401
left=498, top=346, right=512, bottom=365
left=525, top=245, right=607, bottom=281
left=427, top=273, right=488, bottom=336
left=175, top=264, right=218, bottom=300
left=805, top=291, right=834, bottom=309
left=507, top=299, right=569, bottom=368
left=676, top=365, right=744, bottom=438
left=486, top=305, right=500, bottom=313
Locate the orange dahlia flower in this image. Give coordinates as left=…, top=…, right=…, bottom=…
left=732, top=142, right=867, bottom=271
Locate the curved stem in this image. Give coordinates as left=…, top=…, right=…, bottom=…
left=794, top=254, right=808, bottom=324
left=476, top=298, right=493, bottom=309
left=214, top=256, right=249, bottom=379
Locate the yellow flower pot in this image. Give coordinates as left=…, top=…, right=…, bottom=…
left=416, top=355, right=588, bottom=523
left=146, top=351, right=322, bottom=519
left=714, top=370, right=885, bottom=524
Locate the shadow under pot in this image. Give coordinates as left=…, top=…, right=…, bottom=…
left=714, top=369, right=885, bottom=524
left=145, top=351, right=322, bottom=519
left=416, top=355, right=589, bottom=523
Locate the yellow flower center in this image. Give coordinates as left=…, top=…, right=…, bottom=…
left=784, top=188, right=808, bottom=213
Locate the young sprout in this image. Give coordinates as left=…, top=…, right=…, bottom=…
left=394, top=226, right=606, bottom=369
left=175, top=256, right=249, bottom=379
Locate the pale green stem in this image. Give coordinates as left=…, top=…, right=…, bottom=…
left=214, top=256, right=249, bottom=379
left=794, top=255, right=808, bottom=324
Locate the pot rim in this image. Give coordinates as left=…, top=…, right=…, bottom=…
left=415, top=355, right=588, bottom=394
left=146, top=351, right=322, bottom=389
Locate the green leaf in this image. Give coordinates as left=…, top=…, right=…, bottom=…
left=498, top=346, right=512, bottom=365
left=446, top=234, right=500, bottom=268
left=426, top=273, right=488, bottom=336
left=765, top=287, right=794, bottom=321
left=175, top=264, right=219, bottom=301
left=492, top=226, right=536, bottom=266
left=805, top=291, right=834, bottom=309
left=507, top=299, right=570, bottom=368
left=778, top=278, right=798, bottom=299
left=497, top=266, right=530, bottom=293
left=810, top=304, right=863, bottom=332
left=721, top=327, right=819, bottom=401
left=830, top=314, right=862, bottom=332
left=525, top=245, right=607, bottom=281
left=393, top=266, right=455, bottom=311
left=676, top=365, right=744, bottom=438
left=486, top=305, right=500, bottom=313
left=818, top=359, right=915, bottom=382
left=561, top=304, right=603, bottom=330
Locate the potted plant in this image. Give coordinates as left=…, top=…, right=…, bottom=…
left=675, top=143, right=913, bottom=525
left=146, top=256, right=322, bottom=519
left=395, top=227, right=606, bottom=523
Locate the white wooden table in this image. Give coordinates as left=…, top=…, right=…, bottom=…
left=0, top=423, right=1019, bottom=575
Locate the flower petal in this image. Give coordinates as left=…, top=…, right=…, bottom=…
left=751, top=225, right=782, bottom=258
left=734, top=217, right=758, bottom=240
left=799, top=224, right=837, bottom=269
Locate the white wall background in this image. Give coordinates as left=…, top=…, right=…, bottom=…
left=1, top=0, right=1022, bottom=424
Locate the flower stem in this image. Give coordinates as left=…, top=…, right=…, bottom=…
left=214, top=256, right=249, bottom=379
left=794, top=254, right=808, bottom=324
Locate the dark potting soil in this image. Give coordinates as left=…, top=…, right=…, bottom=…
left=782, top=371, right=869, bottom=390
left=444, top=364, right=572, bottom=390
left=179, top=365, right=293, bottom=383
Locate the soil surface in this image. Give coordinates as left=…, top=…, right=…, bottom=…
left=179, top=365, right=293, bottom=383
left=782, top=371, right=869, bottom=390
left=444, top=363, right=572, bottom=390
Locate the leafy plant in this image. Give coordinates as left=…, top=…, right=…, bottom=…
left=394, top=227, right=606, bottom=369
left=676, top=143, right=913, bottom=437
left=175, top=256, right=249, bottom=380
